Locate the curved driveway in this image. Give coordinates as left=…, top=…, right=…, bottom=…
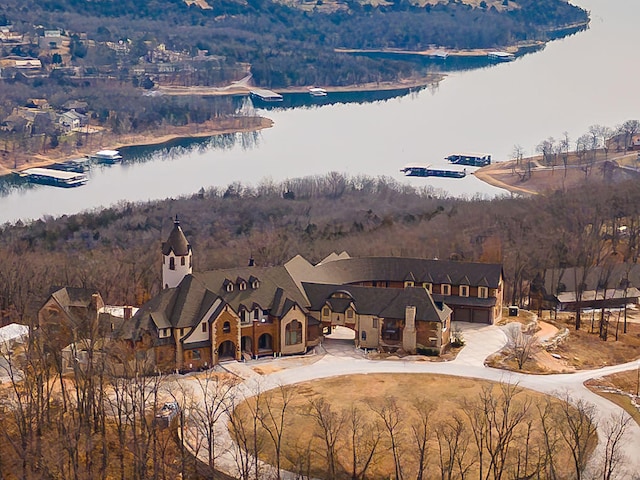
left=190, top=322, right=640, bottom=480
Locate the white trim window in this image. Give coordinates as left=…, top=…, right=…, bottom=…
left=460, top=285, right=469, bottom=297
left=442, top=284, right=451, bottom=296
left=478, top=286, right=489, bottom=299
left=423, top=283, right=432, bottom=293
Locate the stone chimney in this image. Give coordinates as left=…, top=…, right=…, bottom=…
left=402, top=305, right=417, bottom=353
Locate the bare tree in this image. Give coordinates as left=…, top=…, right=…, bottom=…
left=556, top=393, right=598, bottom=480
left=260, top=383, right=295, bottom=480
left=370, top=397, right=405, bottom=480
left=307, top=396, right=346, bottom=480
left=410, top=399, right=433, bottom=480
left=504, top=323, right=537, bottom=370
left=340, top=404, right=381, bottom=480
left=187, top=371, right=237, bottom=472
left=599, top=412, right=631, bottom=480
left=435, top=414, right=471, bottom=480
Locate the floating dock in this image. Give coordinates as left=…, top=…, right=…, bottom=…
left=446, top=153, right=492, bottom=167
left=250, top=89, right=283, bottom=102
left=20, top=167, right=88, bottom=187
left=401, top=166, right=466, bottom=179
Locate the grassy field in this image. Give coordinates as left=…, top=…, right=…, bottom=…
left=586, top=370, right=640, bottom=426
left=234, top=373, right=587, bottom=479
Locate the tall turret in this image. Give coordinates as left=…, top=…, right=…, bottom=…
left=161, top=215, right=192, bottom=289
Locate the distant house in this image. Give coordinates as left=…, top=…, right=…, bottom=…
left=26, top=98, right=50, bottom=110
left=38, top=287, right=106, bottom=349
left=0, top=56, right=42, bottom=70
left=63, top=100, right=89, bottom=114
left=39, top=30, right=64, bottom=49
left=115, top=218, right=504, bottom=373
left=59, top=109, right=88, bottom=131
left=532, top=265, right=640, bottom=312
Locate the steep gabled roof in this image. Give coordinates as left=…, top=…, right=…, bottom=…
left=303, top=283, right=450, bottom=323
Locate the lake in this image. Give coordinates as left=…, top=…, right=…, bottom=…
left=1, top=0, right=639, bottom=225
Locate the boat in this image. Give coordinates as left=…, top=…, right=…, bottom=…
left=249, top=89, right=283, bottom=102
left=88, top=149, right=123, bottom=163
left=430, top=49, right=449, bottom=60
left=19, top=167, right=88, bottom=187
left=445, top=153, right=492, bottom=167
left=400, top=166, right=466, bottom=179
left=49, top=158, right=88, bottom=173
left=308, top=87, right=328, bottom=97
left=487, top=51, right=515, bottom=62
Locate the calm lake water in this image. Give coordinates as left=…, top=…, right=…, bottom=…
left=1, top=0, right=639, bottom=224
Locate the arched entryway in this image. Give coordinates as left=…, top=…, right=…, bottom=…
left=218, top=340, right=236, bottom=361
left=241, top=336, right=253, bottom=355
left=258, top=333, right=273, bottom=353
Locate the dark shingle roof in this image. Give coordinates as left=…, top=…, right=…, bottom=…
left=161, top=217, right=191, bottom=256
left=292, top=257, right=502, bottom=289
left=303, top=283, right=450, bottom=323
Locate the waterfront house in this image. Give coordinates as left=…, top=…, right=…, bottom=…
left=115, top=218, right=503, bottom=372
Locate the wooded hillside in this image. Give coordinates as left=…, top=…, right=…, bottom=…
left=1, top=172, right=637, bottom=325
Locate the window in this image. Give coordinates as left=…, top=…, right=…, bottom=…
left=226, top=282, right=234, bottom=292
left=322, top=307, right=330, bottom=317
left=192, top=349, right=201, bottom=360
left=423, top=283, right=432, bottom=293
left=478, top=287, right=489, bottom=299
left=285, top=320, right=303, bottom=345
left=442, top=284, right=450, bottom=295
left=373, top=318, right=378, bottom=328
left=201, top=322, right=207, bottom=333
left=241, top=310, right=250, bottom=323
left=460, top=285, right=469, bottom=297
left=404, top=281, right=414, bottom=288
left=347, top=309, right=354, bottom=319
left=169, top=257, right=175, bottom=270
left=239, top=282, right=247, bottom=291
left=181, top=257, right=185, bottom=266
left=223, top=321, right=231, bottom=333
left=254, top=308, right=260, bottom=320
left=361, top=331, right=367, bottom=341
left=180, top=328, right=184, bottom=336
left=252, top=280, right=259, bottom=289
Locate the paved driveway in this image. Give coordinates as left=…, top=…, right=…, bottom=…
left=184, top=321, right=640, bottom=480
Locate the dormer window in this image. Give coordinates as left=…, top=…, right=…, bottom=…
left=239, top=281, right=247, bottom=291
left=423, top=283, right=432, bottom=293
left=181, top=257, right=186, bottom=266
left=346, top=309, right=354, bottom=319
left=322, top=307, right=330, bottom=318
left=442, top=284, right=451, bottom=296
left=404, top=281, right=414, bottom=288
left=223, top=279, right=234, bottom=292
left=478, top=286, right=489, bottom=299
left=460, top=285, right=469, bottom=297
left=252, top=280, right=259, bottom=289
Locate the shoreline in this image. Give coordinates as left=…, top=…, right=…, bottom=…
left=0, top=116, right=274, bottom=178
left=156, top=73, right=443, bottom=97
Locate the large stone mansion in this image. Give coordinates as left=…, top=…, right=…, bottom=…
left=118, top=218, right=504, bottom=372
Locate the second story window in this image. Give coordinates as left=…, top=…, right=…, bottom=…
left=460, top=285, right=469, bottom=297
left=169, top=257, right=175, bottom=270
left=479, top=286, right=489, bottom=299
left=442, top=284, right=450, bottom=296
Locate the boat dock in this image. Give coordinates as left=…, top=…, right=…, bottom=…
left=401, top=166, right=466, bottom=179
left=19, top=167, right=88, bottom=187
left=446, top=153, right=492, bottom=167
left=250, top=89, right=283, bottom=102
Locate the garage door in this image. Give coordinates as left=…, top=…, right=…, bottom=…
left=454, top=308, right=471, bottom=322
left=472, top=309, right=491, bottom=324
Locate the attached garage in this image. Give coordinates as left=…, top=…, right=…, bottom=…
left=472, top=309, right=490, bottom=324
left=453, top=307, right=471, bottom=322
